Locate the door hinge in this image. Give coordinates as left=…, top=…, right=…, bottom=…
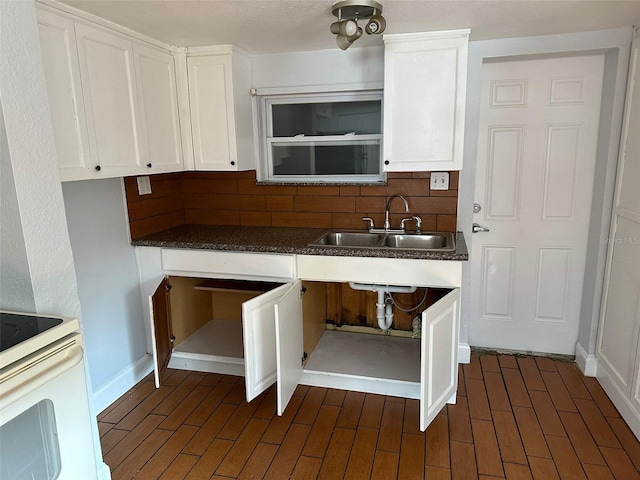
left=300, top=286, right=307, bottom=296
left=165, top=283, right=172, bottom=292
left=170, top=335, right=176, bottom=343
left=301, top=351, right=308, bottom=366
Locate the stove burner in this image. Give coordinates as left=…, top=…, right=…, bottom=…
left=0, top=313, right=64, bottom=352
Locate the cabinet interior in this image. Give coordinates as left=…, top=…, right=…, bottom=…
left=167, top=276, right=328, bottom=362
left=166, top=276, right=450, bottom=385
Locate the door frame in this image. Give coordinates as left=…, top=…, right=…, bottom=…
left=457, top=28, right=634, bottom=372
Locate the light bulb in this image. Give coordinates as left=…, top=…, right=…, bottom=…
left=331, top=20, right=358, bottom=37
left=365, top=15, right=386, bottom=34
left=342, top=19, right=358, bottom=37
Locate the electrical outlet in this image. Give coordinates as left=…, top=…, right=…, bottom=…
left=430, top=172, right=449, bottom=191
left=137, top=176, right=152, bottom=195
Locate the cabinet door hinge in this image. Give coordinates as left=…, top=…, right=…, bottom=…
left=170, top=335, right=176, bottom=343
left=301, top=351, right=308, bottom=366
left=300, top=286, right=307, bottom=296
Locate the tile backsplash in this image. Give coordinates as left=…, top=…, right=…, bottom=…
left=124, top=170, right=458, bottom=240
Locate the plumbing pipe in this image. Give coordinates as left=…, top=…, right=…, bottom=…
left=349, top=282, right=417, bottom=331
left=376, top=290, right=386, bottom=329
left=384, top=295, right=394, bottom=330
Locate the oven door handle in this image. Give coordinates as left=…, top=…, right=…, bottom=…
left=0, top=342, right=84, bottom=408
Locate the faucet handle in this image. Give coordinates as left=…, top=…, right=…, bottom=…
left=400, top=216, right=423, bottom=233
left=412, top=215, right=422, bottom=233
left=399, top=217, right=413, bottom=232
left=362, top=217, right=375, bottom=231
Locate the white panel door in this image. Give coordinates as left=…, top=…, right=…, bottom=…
left=133, top=43, right=184, bottom=174
left=242, top=281, right=298, bottom=402
left=75, top=23, right=143, bottom=176
left=274, top=280, right=303, bottom=416
left=187, top=55, right=237, bottom=170
left=36, top=9, right=91, bottom=181
left=598, top=37, right=640, bottom=409
left=470, top=54, right=605, bottom=354
left=420, top=288, right=460, bottom=431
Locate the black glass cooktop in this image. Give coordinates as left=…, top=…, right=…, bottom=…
left=0, top=313, right=63, bottom=352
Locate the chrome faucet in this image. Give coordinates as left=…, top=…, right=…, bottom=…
left=384, top=193, right=409, bottom=231
left=363, top=193, right=422, bottom=233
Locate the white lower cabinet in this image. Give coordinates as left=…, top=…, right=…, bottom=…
left=149, top=277, right=298, bottom=406
left=148, top=272, right=460, bottom=432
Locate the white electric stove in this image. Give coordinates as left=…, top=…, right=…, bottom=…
left=0, top=311, right=98, bottom=479
left=0, top=311, right=80, bottom=368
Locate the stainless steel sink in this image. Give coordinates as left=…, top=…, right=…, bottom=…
left=309, top=230, right=455, bottom=251
left=383, top=233, right=452, bottom=250
left=309, top=231, right=385, bottom=247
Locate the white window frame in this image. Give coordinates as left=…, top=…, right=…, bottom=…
left=256, top=90, right=384, bottom=183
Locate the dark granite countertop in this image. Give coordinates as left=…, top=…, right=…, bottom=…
left=132, top=225, right=468, bottom=261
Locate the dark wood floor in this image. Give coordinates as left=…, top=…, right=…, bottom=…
left=98, top=353, right=640, bottom=479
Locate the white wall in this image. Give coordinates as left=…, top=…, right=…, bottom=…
left=0, top=1, right=108, bottom=478
left=251, top=46, right=384, bottom=88
left=0, top=0, right=81, bottom=319
left=0, top=102, right=36, bottom=312
left=459, top=28, right=632, bottom=371
left=62, top=178, right=149, bottom=409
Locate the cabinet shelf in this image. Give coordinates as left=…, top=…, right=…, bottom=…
left=170, top=319, right=245, bottom=376
left=304, top=330, right=420, bottom=383
left=194, top=279, right=281, bottom=294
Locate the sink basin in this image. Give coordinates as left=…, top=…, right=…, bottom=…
left=310, top=231, right=385, bottom=247
left=309, top=230, right=455, bottom=251
left=384, top=233, right=451, bottom=250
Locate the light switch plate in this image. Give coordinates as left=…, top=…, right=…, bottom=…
left=430, top=172, right=449, bottom=191
left=137, top=176, right=152, bottom=195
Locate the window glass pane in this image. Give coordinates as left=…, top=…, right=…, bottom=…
left=272, top=101, right=381, bottom=137
left=0, top=399, right=62, bottom=480
left=272, top=141, right=380, bottom=176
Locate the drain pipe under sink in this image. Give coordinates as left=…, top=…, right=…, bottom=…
left=348, top=282, right=417, bottom=331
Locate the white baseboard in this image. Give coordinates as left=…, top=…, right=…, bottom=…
left=575, top=342, right=598, bottom=377
left=93, top=354, right=154, bottom=414
left=597, top=364, right=640, bottom=441
left=458, top=343, right=471, bottom=364
left=97, top=461, right=111, bottom=480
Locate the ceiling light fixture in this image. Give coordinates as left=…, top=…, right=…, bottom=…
left=330, top=0, right=386, bottom=50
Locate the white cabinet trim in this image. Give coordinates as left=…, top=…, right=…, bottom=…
left=161, top=249, right=297, bottom=281
left=297, top=255, right=462, bottom=288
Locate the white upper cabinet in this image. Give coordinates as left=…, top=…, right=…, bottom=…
left=133, top=43, right=184, bottom=173
left=75, top=22, right=144, bottom=177
left=36, top=9, right=91, bottom=181
left=187, top=49, right=254, bottom=171
left=383, top=30, right=469, bottom=172
left=37, top=6, right=184, bottom=181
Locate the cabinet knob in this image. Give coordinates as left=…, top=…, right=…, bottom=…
left=230, top=161, right=236, bottom=166
left=384, top=160, right=390, bottom=165
left=95, top=165, right=101, bottom=171
left=147, top=163, right=152, bottom=168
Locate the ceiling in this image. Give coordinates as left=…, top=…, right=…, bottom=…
left=60, top=0, right=640, bottom=54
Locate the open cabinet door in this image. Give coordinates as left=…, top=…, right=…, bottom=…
left=420, top=288, right=460, bottom=431
left=243, top=281, right=298, bottom=402
left=149, top=277, right=173, bottom=388
left=275, top=279, right=303, bottom=416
